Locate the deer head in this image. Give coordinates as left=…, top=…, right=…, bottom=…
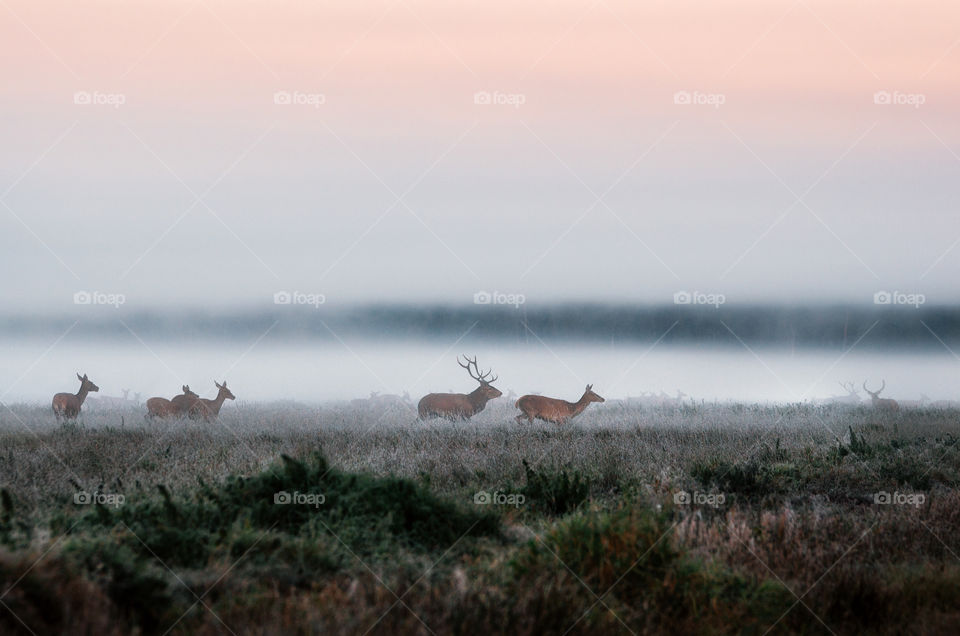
left=77, top=373, right=99, bottom=393
left=182, top=385, right=198, bottom=397
left=459, top=355, right=502, bottom=400
left=863, top=379, right=886, bottom=400
left=582, top=384, right=605, bottom=403
left=215, top=380, right=236, bottom=401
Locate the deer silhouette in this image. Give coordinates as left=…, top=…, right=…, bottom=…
left=515, top=384, right=605, bottom=424
left=52, top=373, right=99, bottom=421
left=418, top=356, right=502, bottom=420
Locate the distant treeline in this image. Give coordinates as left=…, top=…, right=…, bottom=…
left=2, top=304, right=960, bottom=349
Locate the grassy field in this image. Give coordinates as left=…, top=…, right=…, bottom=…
left=0, top=401, right=958, bottom=634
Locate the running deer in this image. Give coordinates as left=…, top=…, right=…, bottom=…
left=863, top=380, right=899, bottom=412
left=146, top=385, right=199, bottom=418
left=189, top=381, right=236, bottom=421
left=515, top=384, right=605, bottom=424
left=418, top=356, right=502, bottom=420
left=52, top=373, right=99, bottom=420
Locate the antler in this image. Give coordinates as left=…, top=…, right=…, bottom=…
left=863, top=380, right=886, bottom=395
left=458, top=355, right=497, bottom=384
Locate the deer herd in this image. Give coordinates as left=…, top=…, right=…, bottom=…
left=49, top=360, right=936, bottom=424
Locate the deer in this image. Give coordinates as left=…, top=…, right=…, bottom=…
left=821, top=381, right=861, bottom=406
left=188, top=381, right=236, bottom=421
left=52, top=373, right=99, bottom=420
left=659, top=390, right=688, bottom=408
left=515, top=384, right=605, bottom=424
left=88, top=387, right=133, bottom=409
left=418, top=356, right=502, bottom=420
left=863, top=380, right=899, bottom=412
left=171, top=385, right=199, bottom=414
left=146, top=385, right=199, bottom=419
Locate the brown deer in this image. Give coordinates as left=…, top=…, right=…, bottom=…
left=188, top=381, right=236, bottom=421
left=52, top=373, right=99, bottom=420
left=171, top=385, right=199, bottom=414
left=863, top=380, right=899, bottom=412
left=418, top=356, right=502, bottom=420
left=515, top=384, right=605, bottom=424
left=146, top=385, right=199, bottom=418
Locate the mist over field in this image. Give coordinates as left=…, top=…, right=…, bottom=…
left=3, top=303, right=960, bottom=404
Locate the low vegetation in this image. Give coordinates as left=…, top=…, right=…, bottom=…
left=0, top=401, right=958, bottom=634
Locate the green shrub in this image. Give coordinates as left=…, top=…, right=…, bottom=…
left=60, top=451, right=501, bottom=570
left=520, top=460, right=590, bottom=516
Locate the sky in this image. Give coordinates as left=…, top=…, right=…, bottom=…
left=1, top=0, right=959, bottom=311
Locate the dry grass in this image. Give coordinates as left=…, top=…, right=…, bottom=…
left=0, top=401, right=958, bottom=634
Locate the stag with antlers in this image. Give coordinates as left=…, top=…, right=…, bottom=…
left=52, top=373, right=99, bottom=421
left=823, top=381, right=861, bottom=406
left=417, top=356, right=502, bottom=420
left=863, top=380, right=899, bottom=412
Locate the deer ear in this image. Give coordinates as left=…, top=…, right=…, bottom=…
left=77, top=373, right=83, bottom=381
left=586, top=384, right=592, bottom=392
left=215, top=381, right=222, bottom=389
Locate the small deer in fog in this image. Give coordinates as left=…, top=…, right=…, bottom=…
left=52, top=373, right=99, bottom=421
left=863, top=380, right=899, bottom=412
left=418, top=356, right=502, bottom=420
left=515, top=384, right=605, bottom=424
left=189, top=381, right=236, bottom=421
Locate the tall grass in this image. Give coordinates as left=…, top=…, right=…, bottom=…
left=0, top=402, right=957, bottom=633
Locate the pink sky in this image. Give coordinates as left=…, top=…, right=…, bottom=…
left=1, top=1, right=959, bottom=307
